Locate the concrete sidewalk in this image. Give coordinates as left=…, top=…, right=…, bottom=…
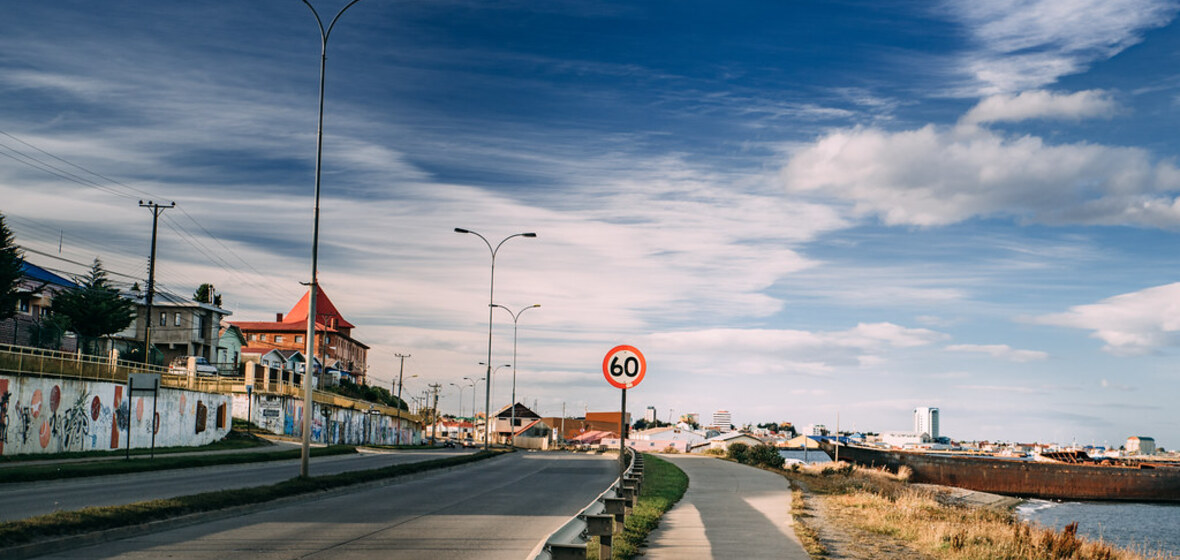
left=643, top=454, right=810, bottom=560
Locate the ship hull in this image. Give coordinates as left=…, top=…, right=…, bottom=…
left=821, top=443, right=1180, bottom=502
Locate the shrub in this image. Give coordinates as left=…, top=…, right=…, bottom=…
left=747, top=444, right=785, bottom=469
left=702, top=448, right=725, bottom=456
left=726, top=442, right=750, bottom=463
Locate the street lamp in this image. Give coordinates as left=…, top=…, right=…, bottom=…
left=450, top=382, right=464, bottom=418
left=491, top=303, right=540, bottom=447
left=463, top=376, right=481, bottom=443
left=299, top=0, right=366, bottom=480
left=479, top=362, right=510, bottom=445
left=454, top=228, right=537, bottom=450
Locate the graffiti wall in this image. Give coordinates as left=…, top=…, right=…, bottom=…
left=232, top=393, right=421, bottom=445
left=0, top=375, right=232, bottom=456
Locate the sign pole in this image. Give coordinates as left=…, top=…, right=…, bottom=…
left=619, top=387, right=627, bottom=483
left=125, top=377, right=133, bottom=461
left=149, top=377, right=159, bottom=460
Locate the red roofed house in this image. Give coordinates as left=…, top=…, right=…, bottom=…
left=231, top=287, right=369, bottom=386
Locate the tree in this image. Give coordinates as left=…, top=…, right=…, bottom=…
left=193, top=283, right=222, bottom=307
left=51, top=259, right=135, bottom=354
left=0, top=212, right=23, bottom=324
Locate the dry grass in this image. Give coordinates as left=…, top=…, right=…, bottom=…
left=783, top=462, right=1179, bottom=560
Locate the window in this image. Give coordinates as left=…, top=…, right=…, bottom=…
left=259, top=334, right=266, bottom=341
left=295, top=335, right=303, bottom=343
left=159, top=312, right=166, bottom=327
left=275, top=335, right=284, bottom=343
left=18, top=298, right=30, bottom=314
left=175, top=312, right=182, bottom=327
left=248, top=334, right=257, bottom=341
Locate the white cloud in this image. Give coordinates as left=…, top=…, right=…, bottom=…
left=946, top=343, right=1049, bottom=362
left=1034, top=283, right=1180, bottom=355
left=947, top=0, right=1178, bottom=93
left=960, top=89, right=1117, bottom=125
left=782, top=124, right=1180, bottom=227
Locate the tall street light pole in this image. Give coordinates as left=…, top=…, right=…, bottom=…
left=492, top=303, right=540, bottom=447
left=454, top=228, right=536, bottom=450
left=450, top=382, right=464, bottom=417
left=479, top=362, right=510, bottom=444
left=298, top=0, right=365, bottom=480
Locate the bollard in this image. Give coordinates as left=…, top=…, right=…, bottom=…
left=620, top=486, right=636, bottom=509
left=586, top=516, right=615, bottom=560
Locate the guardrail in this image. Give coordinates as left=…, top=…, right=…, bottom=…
left=530, top=449, right=645, bottom=560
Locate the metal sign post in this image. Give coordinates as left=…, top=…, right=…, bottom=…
left=603, top=345, right=646, bottom=483
left=127, top=373, right=161, bottom=460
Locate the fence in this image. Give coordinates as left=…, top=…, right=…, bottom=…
left=0, top=343, right=419, bottom=424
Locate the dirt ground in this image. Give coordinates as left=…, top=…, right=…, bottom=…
left=794, top=483, right=934, bottom=560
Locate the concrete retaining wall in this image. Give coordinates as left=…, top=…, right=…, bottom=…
left=0, top=374, right=232, bottom=456
left=232, top=393, right=421, bottom=445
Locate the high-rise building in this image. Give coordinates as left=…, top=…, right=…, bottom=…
left=914, top=407, right=939, bottom=439
left=643, top=406, right=657, bottom=423
left=712, top=410, right=732, bottom=431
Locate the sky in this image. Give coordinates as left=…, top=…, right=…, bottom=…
left=3, top=0, right=1180, bottom=449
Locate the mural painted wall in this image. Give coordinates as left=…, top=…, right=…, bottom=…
left=0, top=374, right=232, bottom=456
left=232, top=393, right=421, bottom=445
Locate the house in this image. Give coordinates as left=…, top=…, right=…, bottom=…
left=115, top=290, right=231, bottom=367
left=217, top=322, right=246, bottom=374
left=511, top=418, right=553, bottom=450
left=231, top=287, right=368, bottom=386
left=626, top=426, right=709, bottom=452
left=690, top=431, right=766, bottom=453
left=491, top=403, right=542, bottom=445
left=542, top=414, right=630, bottom=442
left=2, top=261, right=79, bottom=351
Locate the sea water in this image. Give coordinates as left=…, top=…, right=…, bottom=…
left=1018, top=500, right=1180, bottom=556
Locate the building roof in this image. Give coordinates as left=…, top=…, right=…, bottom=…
left=284, top=288, right=355, bottom=329
left=494, top=402, right=541, bottom=420
left=20, top=261, right=79, bottom=289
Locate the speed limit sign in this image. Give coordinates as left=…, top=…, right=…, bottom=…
left=603, top=345, right=646, bottom=389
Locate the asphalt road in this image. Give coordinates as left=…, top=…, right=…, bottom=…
left=31, top=451, right=617, bottom=560
left=0, top=447, right=477, bottom=522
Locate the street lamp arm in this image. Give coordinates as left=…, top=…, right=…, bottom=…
left=301, top=0, right=365, bottom=42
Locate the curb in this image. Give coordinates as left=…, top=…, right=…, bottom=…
left=1, top=451, right=510, bottom=560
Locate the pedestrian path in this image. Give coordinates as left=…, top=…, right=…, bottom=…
left=644, top=454, right=810, bottom=560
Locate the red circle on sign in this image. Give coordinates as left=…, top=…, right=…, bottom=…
left=602, top=345, right=646, bottom=389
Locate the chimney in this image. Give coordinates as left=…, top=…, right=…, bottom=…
left=276, top=313, right=284, bottom=322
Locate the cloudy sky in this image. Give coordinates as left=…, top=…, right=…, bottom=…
left=4, top=0, right=1180, bottom=449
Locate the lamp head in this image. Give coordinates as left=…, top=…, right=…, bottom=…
left=454, top=227, right=470, bottom=234
left=522, top=232, right=537, bottom=238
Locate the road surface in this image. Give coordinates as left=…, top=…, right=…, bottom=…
left=29, top=451, right=617, bottom=560
left=0, top=448, right=475, bottom=522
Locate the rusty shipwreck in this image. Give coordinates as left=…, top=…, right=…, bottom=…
left=820, top=441, right=1180, bottom=502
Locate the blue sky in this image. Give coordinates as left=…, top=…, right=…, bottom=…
left=4, top=0, right=1180, bottom=449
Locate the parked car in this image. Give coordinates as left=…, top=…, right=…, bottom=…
left=168, top=356, right=219, bottom=376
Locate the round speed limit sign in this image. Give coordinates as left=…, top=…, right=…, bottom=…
left=603, top=345, right=646, bottom=389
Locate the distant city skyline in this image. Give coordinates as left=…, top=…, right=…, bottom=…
left=3, top=1, right=1180, bottom=448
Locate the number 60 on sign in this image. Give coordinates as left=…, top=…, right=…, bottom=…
left=602, top=345, right=646, bottom=389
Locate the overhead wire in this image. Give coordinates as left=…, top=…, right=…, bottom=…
left=0, top=127, right=300, bottom=300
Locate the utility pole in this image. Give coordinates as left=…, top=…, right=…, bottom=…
left=429, top=383, right=441, bottom=445
left=394, top=353, right=410, bottom=445
left=138, top=200, right=174, bottom=365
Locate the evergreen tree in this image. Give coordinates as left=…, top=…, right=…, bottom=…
left=51, top=258, right=135, bottom=354
left=193, top=283, right=222, bottom=307
left=0, top=212, right=23, bottom=324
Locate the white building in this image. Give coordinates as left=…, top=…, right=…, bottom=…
left=643, top=406, right=657, bottom=423
left=882, top=431, right=928, bottom=448
left=914, top=407, right=939, bottom=440
left=712, top=410, right=732, bottom=432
